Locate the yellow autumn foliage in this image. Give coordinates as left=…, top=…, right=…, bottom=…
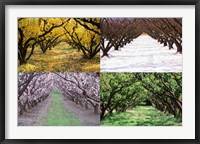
left=18, top=18, right=100, bottom=72
left=64, top=18, right=100, bottom=48
left=18, top=43, right=100, bottom=72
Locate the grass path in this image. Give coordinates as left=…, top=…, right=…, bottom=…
left=63, top=99, right=100, bottom=126
left=101, top=106, right=182, bottom=126
left=37, top=92, right=80, bottom=126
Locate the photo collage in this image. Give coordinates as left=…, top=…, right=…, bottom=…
left=18, top=18, right=182, bottom=126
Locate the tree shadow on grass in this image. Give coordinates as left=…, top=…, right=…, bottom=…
left=101, top=106, right=182, bottom=126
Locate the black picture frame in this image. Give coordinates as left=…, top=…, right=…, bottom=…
left=0, top=0, right=199, bottom=143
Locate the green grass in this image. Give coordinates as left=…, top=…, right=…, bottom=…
left=39, top=92, right=80, bottom=126
left=101, top=106, right=182, bottom=126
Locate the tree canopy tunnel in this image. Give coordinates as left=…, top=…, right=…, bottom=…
left=18, top=72, right=100, bottom=115
left=18, top=18, right=100, bottom=65
left=100, top=18, right=182, bottom=57
left=100, top=73, right=182, bottom=120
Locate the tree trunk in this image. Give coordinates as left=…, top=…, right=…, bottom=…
left=174, top=40, right=182, bottom=53
left=28, top=103, right=31, bottom=109
left=19, top=58, right=26, bottom=65
left=114, top=46, right=119, bottom=50
left=100, top=108, right=106, bottom=120
left=163, top=41, right=167, bottom=46
left=168, top=41, right=173, bottom=49
left=19, top=108, right=24, bottom=115
left=85, top=101, right=89, bottom=109
left=94, top=103, right=99, bottom=114
left=101, top=50, right=109, bottom=58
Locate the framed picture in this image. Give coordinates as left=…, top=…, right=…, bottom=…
left=1, top=0, right=199, bottom=143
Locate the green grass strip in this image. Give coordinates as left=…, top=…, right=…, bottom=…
left=41, top=92, right=80, bottom=126
left=101, top=106, right=182, bottom=126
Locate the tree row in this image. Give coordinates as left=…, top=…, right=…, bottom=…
left=18, top=18, right=100, bottom=65
left=100, top=18, right=182, bottom=57
left=100, top=73, right=182, bottom=120
left=18, top=72, right=100, bottom=115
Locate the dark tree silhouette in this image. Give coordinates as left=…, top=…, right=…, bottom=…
left=100, top=18, right=182, bottom=57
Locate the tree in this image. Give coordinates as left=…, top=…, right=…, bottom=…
left=55, top=72, right=100, bottom=114
left=18, top=72, right=50, bottom=115
left=63, top=18, right=100, bottom=59
left=18, top=18, right=68, bottom=65
left=100, top=73, right=182, bottom=120
left=18, top=72, right=100, bottom=115
left=100, top=18, right=182, bottom=57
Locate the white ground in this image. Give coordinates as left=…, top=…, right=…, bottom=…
left=100, top=35, right=182, bottom=72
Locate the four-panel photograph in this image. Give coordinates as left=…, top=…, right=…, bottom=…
left=18, top=18, right=182, bottom=126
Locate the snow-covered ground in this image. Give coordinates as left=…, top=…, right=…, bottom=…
left=100, top=35, right=182, bottom=72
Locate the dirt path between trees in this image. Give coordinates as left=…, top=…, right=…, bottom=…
left=18, top=96, right=52, bottom=126
left=18, top=94, right=100, bottom=126
left=63, top=98, right=100, bottom=126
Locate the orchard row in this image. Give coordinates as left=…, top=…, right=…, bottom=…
left=18, top=72, right=182, bottom=121
left=18, top=18, right=182, bottom=64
